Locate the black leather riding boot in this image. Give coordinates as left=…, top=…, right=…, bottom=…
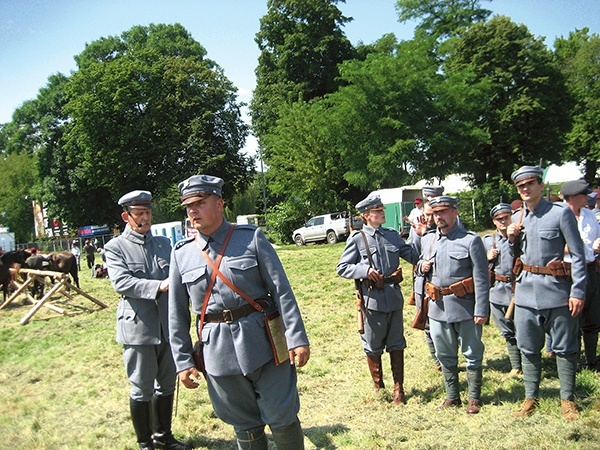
left=152, top=394, right=191, bottom=450
left=270, top=418, right=305, bottom=450
left=129, top=399, right=154, bottom=450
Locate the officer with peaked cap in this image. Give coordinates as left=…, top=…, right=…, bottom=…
left=560, top=179, right=600, bottom=371
left=422, top=185, right=445, bottom=200
left=337, top=194, right=419, bottom=405
left=483, top=203, right=522, bottom=380
left=507, top=166, right=586, bottom=420
left=104, top=190, right=191, bottom=450
left=168, top=175, right=310, bottom=450
left=417, top=195, right=489, bottom=414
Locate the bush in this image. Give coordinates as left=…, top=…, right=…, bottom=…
left=265, top=199, right=311, bottom=244
left=455, top=181, right=518, bottom=231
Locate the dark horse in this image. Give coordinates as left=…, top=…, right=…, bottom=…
left=24, top=251, right=80, bottom=289
left=0, top=250, right=32, bottom=302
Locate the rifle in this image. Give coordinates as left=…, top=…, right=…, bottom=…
left=355, top=279, right=365, bottom=334
left=505, top=203, right=525, bottom=320
left=411, top=275, right=429, bottom=330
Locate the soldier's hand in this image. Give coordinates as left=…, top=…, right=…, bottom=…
left=421, top=260, right=433, bottom=273
left=289, top=345, right=310, bottom=368
left=474, top=316, right=487, bottom=325
left=158, top=279, right=169, bottom=292
left=568, top=297, right=584, bottom=317
left=487, top=249, right=499, bottom=261
left=506, top=223, right=522, bottom=242
left=178, top=367, right=201, bottom=389
left=367, top=268, right=383, bottom=283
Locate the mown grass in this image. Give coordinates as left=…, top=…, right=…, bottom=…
left=1, top=243, right=599, bottom=449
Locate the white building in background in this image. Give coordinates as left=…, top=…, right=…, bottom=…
left=0, top=228, right=16, bottom=251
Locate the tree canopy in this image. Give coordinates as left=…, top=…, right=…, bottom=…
left=1, top=23, right=253, bottom=230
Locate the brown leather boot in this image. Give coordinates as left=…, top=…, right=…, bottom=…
left=367, top=355, right=385, bottom=391
left=513, top=398, right=538, bottom=417
left=561, top=399, right=580, bottom=421
left=390, top=350, right=405, bottom=405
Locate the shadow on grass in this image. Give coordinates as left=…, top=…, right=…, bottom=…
left=304, top=423, right=350, bottom=449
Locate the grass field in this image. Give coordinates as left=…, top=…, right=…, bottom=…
left=1, top=242, right=599, bottom=450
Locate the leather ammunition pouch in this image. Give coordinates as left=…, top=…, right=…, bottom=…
left=366, top=268, right=403, bottom=290
left=521, top=261, right=571, bottom=278
left=512, top=257, right=523, bottom=276
left=494, top=273, right=511, bottom=283
left=425, top=277, right=474, bottom=300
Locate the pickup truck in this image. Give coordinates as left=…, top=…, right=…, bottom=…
left=292, top=212, right=354, bottom=246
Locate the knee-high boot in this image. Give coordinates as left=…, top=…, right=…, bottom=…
left=389, top=350, right=405, bottom=405
left=366, top=354, right=385, bottom=391
left=152, top=394, right=191, bottom=450
left=130, top=399, right=154, bottom=450
left=236, top=427, right=269, bottom=450
left=270, top=418, right=305, bottom=450
left=466, top=367, right=482, bottom=414
left=439, top=365, right=461, bottom=408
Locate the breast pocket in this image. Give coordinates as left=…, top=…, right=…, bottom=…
left=539, top=229, right=560, bottom=242
left=127, top=262, right=146, bottom=276
left=449, top=251, right=470, bottom=270
left=228, top=256, right=259, bottom=283
left=181, top=266, right=207, bottom=286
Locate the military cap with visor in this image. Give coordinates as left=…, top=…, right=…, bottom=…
left=511, top=165, right=544, bottom=186
left=490, top=203, right=512, bottom=218
left=559, top=179, right=592, bottom=197
left=429, top=195, right=458, bottom=211
left=118, top=190, right=153, bottom=209
left=179, top=175, right=224, bottom=206
left=422, top=185, right=445, bottom=197
left=356, top=194, right=384, bottom=213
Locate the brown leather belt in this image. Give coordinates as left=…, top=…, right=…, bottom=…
left=521, top=263, right=553, bottom=275
left=204, top=300, right=270, bottom=323
left=495, top=274, right=512, bottom=283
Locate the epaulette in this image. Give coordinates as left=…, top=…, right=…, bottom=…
left=483, top=233, right=493, bottom=239
left=423, top=228, right=436, bottom=236
left=174, top=236, right=194, bottom=250
left=350, top=229, right=362, bottom=238
left=235, top=224, right=257, bottom=231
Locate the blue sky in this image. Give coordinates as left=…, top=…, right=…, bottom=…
left=1, top=0, right=599, bottom=161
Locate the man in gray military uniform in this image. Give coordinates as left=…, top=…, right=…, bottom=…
left=483, top=203, right=522, bottom=379
left=168, top=175, right=310, bottom=450
left=104, top=191, right=190, bottom=450
left=560, top=179, right=600, bottom=371
left=507, top=166, right=586, bottom=420
left=337, top=194, right=419, bottom=405
left=417, top=196, right=489, bottom=414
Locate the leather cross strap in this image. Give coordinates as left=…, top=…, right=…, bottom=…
left=196, top=224, right=235, bottom=338
left=199, top=228, right=265, bottom=313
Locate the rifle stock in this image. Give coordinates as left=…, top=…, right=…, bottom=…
left=355, top=279, right=365, bottom=334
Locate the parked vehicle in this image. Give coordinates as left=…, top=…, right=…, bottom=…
left=368, top=186, right=423, bottom=237
left=292, top=212, right=353, bottom=246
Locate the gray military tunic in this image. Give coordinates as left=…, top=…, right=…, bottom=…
left=168, top=220, right=309, bottom=431
left=510, top=199, right=586, bottom=354
left=337, top=225, right=419, bottom=354
left=104, top=225, right=175, bottom=400
left=416, top=223, right=490, bottom=368
left=483, top=232, right=516, bottom=341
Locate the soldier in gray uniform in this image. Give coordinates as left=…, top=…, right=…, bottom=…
left=483, top=203, right=522, bottom=379
left=507, top=166, right=586, bottom=421
left=104, top=191, right=190, bottom=450
left=560, top=179, right=600, bottom=371
left=417, top=196, right=489, bottom=414
left=168, top=175, right=310, bottom=450
left=337, top=194, right=419, bottom=405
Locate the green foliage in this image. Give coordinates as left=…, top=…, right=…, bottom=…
left=265, top=198, right=312, bottom=244
left=396, top=0, right=492, bottom=40
left=251, top=0, right=357, bottom=150
left=455, top=180, right=518, bottom=231
left=444, top=16, right=572, bottom=184
left=0, top=152, right=37, bottom=241
left=554, top=28, right=600, bottom=184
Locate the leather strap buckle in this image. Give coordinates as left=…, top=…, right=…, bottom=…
left=222, top=309, right=234, bottom=323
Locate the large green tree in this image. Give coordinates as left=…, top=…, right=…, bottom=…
left=2, top=23, right=253, bottom=230
left=251, top=0, right=357, bottom=151
left=555, top=28, right=600, bottom=184
left=444, top=16, right=572, bottom=183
